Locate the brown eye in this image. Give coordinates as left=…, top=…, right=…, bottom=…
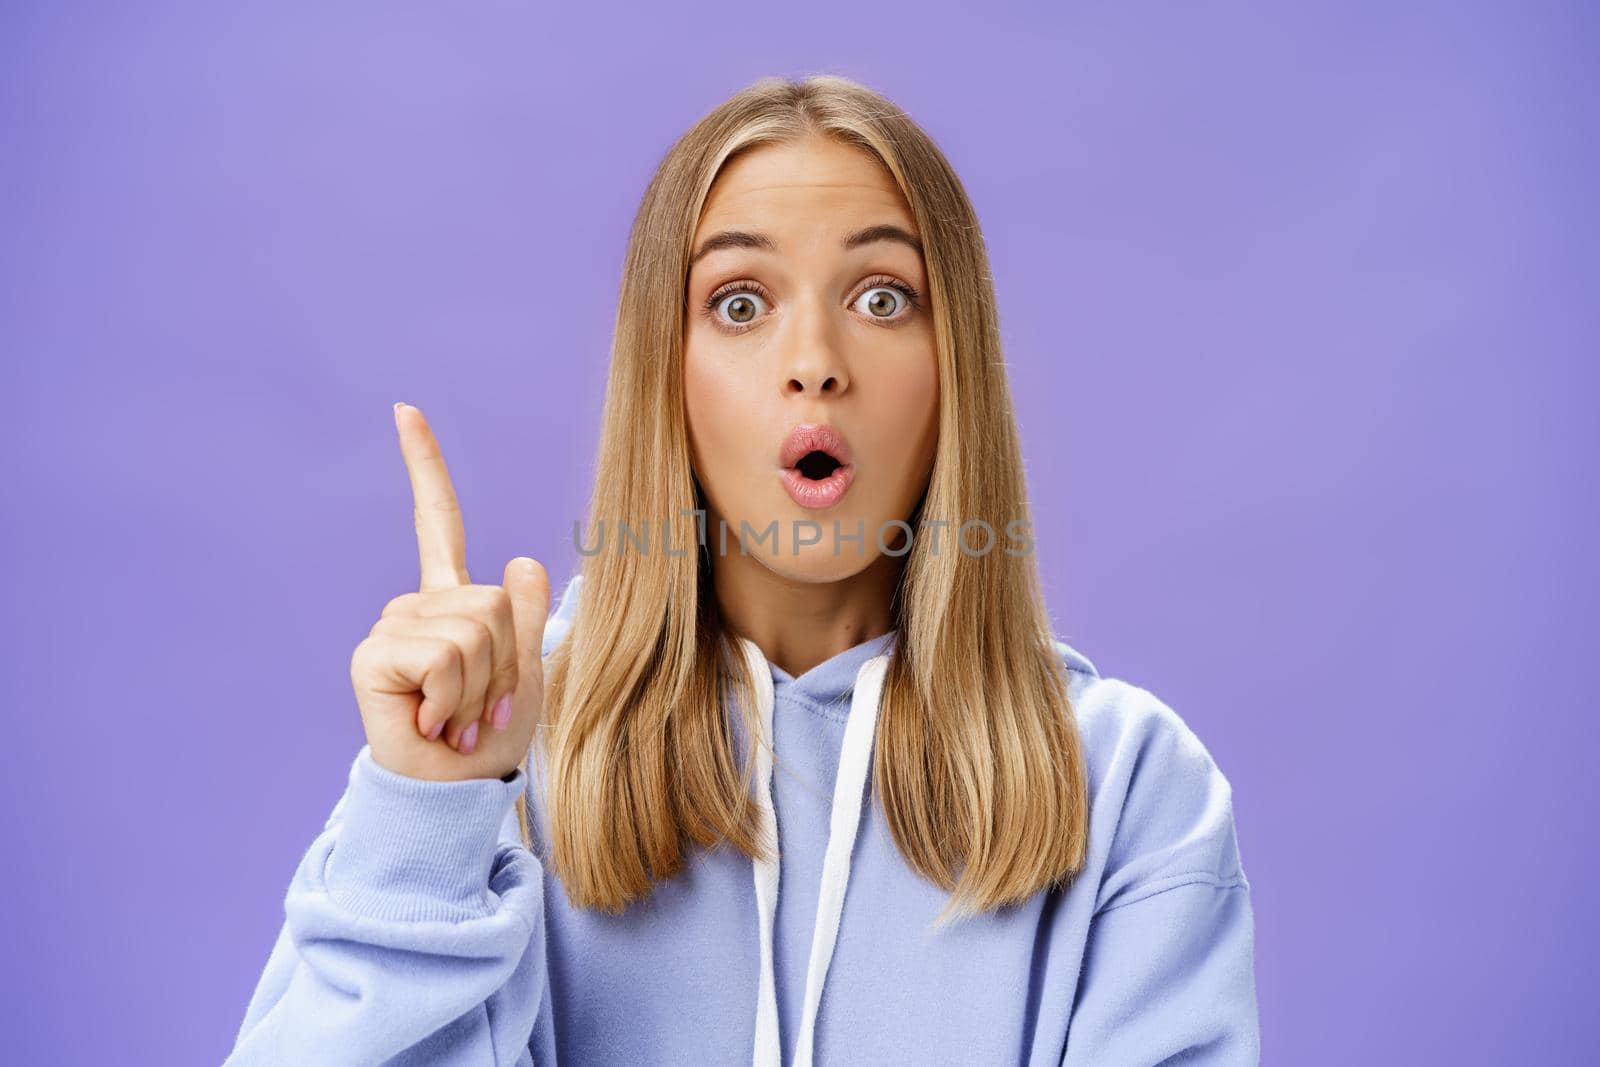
left=853, top=285, right=911, bottom=320
left=722, top=294, right=760, bottom=324
left=707, top=288, right=770, bottom=330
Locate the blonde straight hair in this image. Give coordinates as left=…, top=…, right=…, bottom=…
left=515, top=74, right=1089, bottom=924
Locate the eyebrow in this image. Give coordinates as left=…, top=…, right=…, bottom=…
left=688, top=223, right=924, bottom=268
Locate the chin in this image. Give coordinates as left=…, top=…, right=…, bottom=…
left=752, top=543, right=881, bottom=586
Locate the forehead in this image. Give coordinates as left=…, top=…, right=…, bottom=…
left=694, top=136, right=914, bottom=235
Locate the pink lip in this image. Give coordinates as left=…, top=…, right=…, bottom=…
left=781, top=463, right=855, bottom=510
left=778, top=424, right=854, bottom=470
left=777, top=423, right=856, bottom=510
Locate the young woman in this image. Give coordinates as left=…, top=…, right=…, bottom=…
left=228, top=75, right=1259, bottom=1065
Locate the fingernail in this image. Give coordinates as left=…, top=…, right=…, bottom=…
left=427, top=720, right=444, bottom=740
left=491, top=692, right=514, bottom=730
left=459, top=721, right=479, bottom=755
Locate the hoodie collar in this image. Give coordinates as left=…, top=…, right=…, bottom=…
left=768, top=630, right=899, bottom=717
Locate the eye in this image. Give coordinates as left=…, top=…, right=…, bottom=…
left=851, top=277, right=921, bottom=322
left=706, top=283, right=772, bottom=330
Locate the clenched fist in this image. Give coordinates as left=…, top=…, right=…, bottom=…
left=348, top=402, right=550, bottom=782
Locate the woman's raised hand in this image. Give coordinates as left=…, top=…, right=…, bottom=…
left=349, top=402, right=551, bottom=782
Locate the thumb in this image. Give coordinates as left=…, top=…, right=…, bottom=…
left=504, top=556, right=552, bottom=686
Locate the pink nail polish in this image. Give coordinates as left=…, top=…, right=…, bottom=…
left=460, top=721, right=479, bottom=755
left=491, top=693, right=513, bottom=730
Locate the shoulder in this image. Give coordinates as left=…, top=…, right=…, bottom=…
left=1051, top=637, right=1249, bottom=911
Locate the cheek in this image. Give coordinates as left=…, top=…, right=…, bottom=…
left=683, top=345, right=758, bottom=490
left=879, top=352, right=940, bottom=472
left=683, top=355, right=718, bottom=470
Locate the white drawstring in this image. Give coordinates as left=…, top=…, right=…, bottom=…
left=745, top=637, right=782, bottom=1065
left=739, top=636, right=892, bottom=1067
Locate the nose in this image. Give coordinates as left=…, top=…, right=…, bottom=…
left=786, top=365, right=843, bottom=395
left=782, top=296, right=850, bottom=396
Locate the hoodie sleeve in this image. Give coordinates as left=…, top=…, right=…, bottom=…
left=224, top=745, right=549, bottom=1067
left=1060, top=877, right=1259, bottom=1065
left=1060, top=677, right=1261, bottom=1065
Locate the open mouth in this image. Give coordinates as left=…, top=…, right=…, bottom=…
left=778, top=423, right=856, bottom=510
left=794, top=449, right=843, bottom=481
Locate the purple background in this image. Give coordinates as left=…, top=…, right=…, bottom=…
left=3, top=1, right=1595, bottom=1062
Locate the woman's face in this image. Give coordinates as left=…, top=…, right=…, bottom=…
left=683, top=135, right=939, bottom=584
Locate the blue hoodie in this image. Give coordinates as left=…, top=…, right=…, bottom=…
left=227, top=574, right=1259, bottom=1065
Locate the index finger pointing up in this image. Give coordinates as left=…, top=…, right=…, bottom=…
left=394, top=402, right=471, bottom=591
